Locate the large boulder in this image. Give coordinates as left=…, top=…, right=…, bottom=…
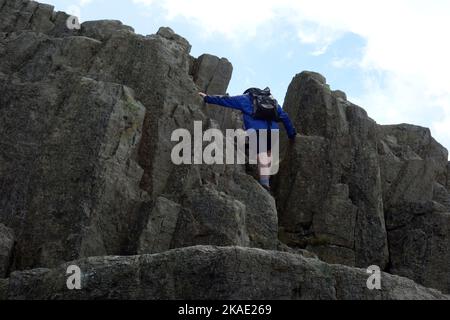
left=0, top=0, right=74, bottom=36
left=170, top=187, right=250, bottom=248
left=386, top=202, right=450, bottom=294
left=276, top=72, right=450, bottom=294
left=378, top=124, right=448, bottom=208
left=0, top=73, right=150, bottom=270
left=191, top=53, right=240, bottom=130
left=138, top=163, right=279, bottom=254
left=138, top=197, right=182, bottom=254
left=0, top=224, right=14, bottom=277
left=276, top=71, right=389, bottom=269
left=192, top=53, right=233, bottom=96
left=2, top=246, right=447, bottom=300
left=156, top=26, right=192, bottom=53
left=81, top=20, right=135, bottom=42
left=378, top=124, right=450, bottom=293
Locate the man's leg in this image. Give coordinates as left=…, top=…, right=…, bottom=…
left=258, top=150, right=272, bottom=189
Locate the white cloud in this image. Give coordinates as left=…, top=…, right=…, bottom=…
left=133, top=0, right=277, bottom=39
left=132, top=0, right=450, bottom=153
left=66, top=0, right=94, bottom=21
left=331, top=58, right=358, bottom=69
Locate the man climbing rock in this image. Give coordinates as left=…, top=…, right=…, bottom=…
left=199, top=88, right=297, bottom=191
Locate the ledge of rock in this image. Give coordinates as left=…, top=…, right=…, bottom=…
left=2, top=246, right=448, bottom=300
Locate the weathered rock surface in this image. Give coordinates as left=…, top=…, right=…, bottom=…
left=191, top=53, right=241, bottom=130
left=378, top=124, right=448, bottom=207
left=81, top=20, right=135, bottom=42
left=378, top=124, right=450, bottom=293
left=386, top=202, right=450, bottom=293
left=275, top=71, right=450, bottom=294
left=0, top=0, right=276, bottom=273
left=276, top=71, right=389, bottom=269
left=0, top=224, right=14, bottom=277
left=2, top=246, right=448, bottom=300
left=0, top=0, right=449, bottom=299
left=145, top=166, right=279, bottom=252
left=447, top=162, right=450, bottom=190
left=0, top=72, right=150, bottom=269
left=138, top=179, right=279, bottom=255
left=0, top=278, right=8, bottom=300
left=0, top=0, right=73, bottom=36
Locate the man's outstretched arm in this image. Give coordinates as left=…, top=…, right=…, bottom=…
left=199, top=92, right=246, bottom=112
left=277, top=105, right=297, bottom=139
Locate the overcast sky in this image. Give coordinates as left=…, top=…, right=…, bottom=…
left=51, top=0, right=450, bottom=155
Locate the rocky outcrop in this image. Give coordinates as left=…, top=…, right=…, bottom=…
left=0, top=0, right=276, bottom=273
left=0, top=278, right=8, bottom=300
left=0, top=224, right=14, bottom=277
left=0, top=71, right=150, bottom=269
left=0, top=0, right=449, bottom=299
left=275, top=71, right=450, bottom=294
left=447, top=162, right=450, bottom=190
left=378, top=124, right=450, bottom=293
left=191, top=54, right=232, bottom=95
left=378, top=124, right=448, bottom=207
left=2, top=246, right=448, bottom=300
left=0, top=0, right=72, bottom=36
left=138, top=177, right=279, bottom=254
left=81, top=20, right=135, bottom=42
left=276, top=72, right=389, bottom=269
left=191, top=53, right=241, bottom=130
left=386, top=202, right=450, bottom=293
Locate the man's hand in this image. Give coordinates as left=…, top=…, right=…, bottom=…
left=199, top=92, right=207, bottom=99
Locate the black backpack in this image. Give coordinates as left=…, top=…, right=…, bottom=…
left=244, top=87, right=280, bottom=122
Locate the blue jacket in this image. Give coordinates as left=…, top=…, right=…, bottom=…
left=204, top=94, right=297, bottom=139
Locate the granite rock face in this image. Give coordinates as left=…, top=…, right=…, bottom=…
left=0, top=0, right=71, bottom=36
left=0, top=0, right=449, bottom=299
left=0, top=224, right=14, bottom=277
left=0, top=0, right=276, bottom=272
left=0, top=278, right=8, bottom=300
left=378, top=124, right=450, bottom=293
left=275, top=71, right=450, bottom=294
left=2, top=246, right=448, bottom=300
left=378, top=124, right=448, bottom=207
left=446, top=162, right=450, bottom=190
left=276, top=71, right=389, bottom=269
left=386, top=202, right=450, bottom=293
left=191, top=53, right=241, bottom=130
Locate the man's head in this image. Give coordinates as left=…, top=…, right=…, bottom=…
left=244, top=87, right=271, bottom=95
